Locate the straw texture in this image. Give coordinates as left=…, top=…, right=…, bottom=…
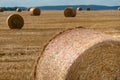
left=64, top=7, right=76, bottom=17
left=35, top=28, right=120, bottom=80
left=30, top=8, right=41, bottom=16
left=6, top=14, right=24, bottom=29
left=0, top=45, right=40, bottom=80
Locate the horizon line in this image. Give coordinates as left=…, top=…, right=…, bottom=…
left=1, top=4, right=120, bottom=8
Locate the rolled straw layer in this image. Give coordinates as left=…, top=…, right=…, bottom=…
left=30, top=8, right=41, bottom=16
left=6, top=14, right=24, bottom=29
left=36, top=28, right=120, bottom=80
left=64, top=7, right=76, bottom=17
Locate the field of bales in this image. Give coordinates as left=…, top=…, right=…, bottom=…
left=0, top=10, right=120, bottom=79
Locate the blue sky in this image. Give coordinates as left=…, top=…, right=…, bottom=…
left=0, top=0, right=120, bottom=7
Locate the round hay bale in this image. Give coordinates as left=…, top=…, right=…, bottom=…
left=118, top=7, right=120, bottom=11
left=86, top=8, right=91, bottom=11
left=28, top=7, right=32, bottom=11
left=16, top=8, right=22, bottom=12
left=64, top=7, right=76, bottom=17
left=30, top=8, right=41, bottom=16
left=0, top=8, right=4, bottom=12
left=6, top=14, right=24, bottom=29
left=35, top=28, right=120, bottom=80
left=77, top=7, right=82, bottom=11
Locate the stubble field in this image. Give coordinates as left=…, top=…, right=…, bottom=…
left=0, top=10, right=120, bottom=79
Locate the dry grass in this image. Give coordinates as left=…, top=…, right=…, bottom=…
left=0, top=10, right=120, bottom=80
left=0, top=29, right=63, bottom=80
left=0, top=10, right=120, bottom=30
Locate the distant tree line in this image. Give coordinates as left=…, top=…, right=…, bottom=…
left=2, top=7, right=27, bottom=11
left=1, top=5, right=119, bottom=11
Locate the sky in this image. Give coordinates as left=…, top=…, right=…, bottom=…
left=0, top=0, right=120, bottom=7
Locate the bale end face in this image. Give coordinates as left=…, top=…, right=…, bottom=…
left=64, top=7, right=76, bottom=17
left=30, top=8, right=41, bottom=16
left=66, top=41, right=120, bottom=80
left=6, top=14, right=24, bottom=29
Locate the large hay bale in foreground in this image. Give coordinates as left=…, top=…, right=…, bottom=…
left=6, top=14, right=24, bottom=29
left=30, top=8, right=41, bottom=16
left=16, top=8, right=22, bottom=12
left=36, top=28, right=120, bottom=80
left=77, top=7, right=82, bottom=11
left=86, top=8, right=91, bottom=11
left=0, top=8, right=4, bottom=12
left=64, top=7, right=76, bottom=17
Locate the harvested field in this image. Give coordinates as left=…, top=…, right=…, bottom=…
left=0, top=29, right=64, bottom=80
left=0, top=10, right=120, bottom=79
